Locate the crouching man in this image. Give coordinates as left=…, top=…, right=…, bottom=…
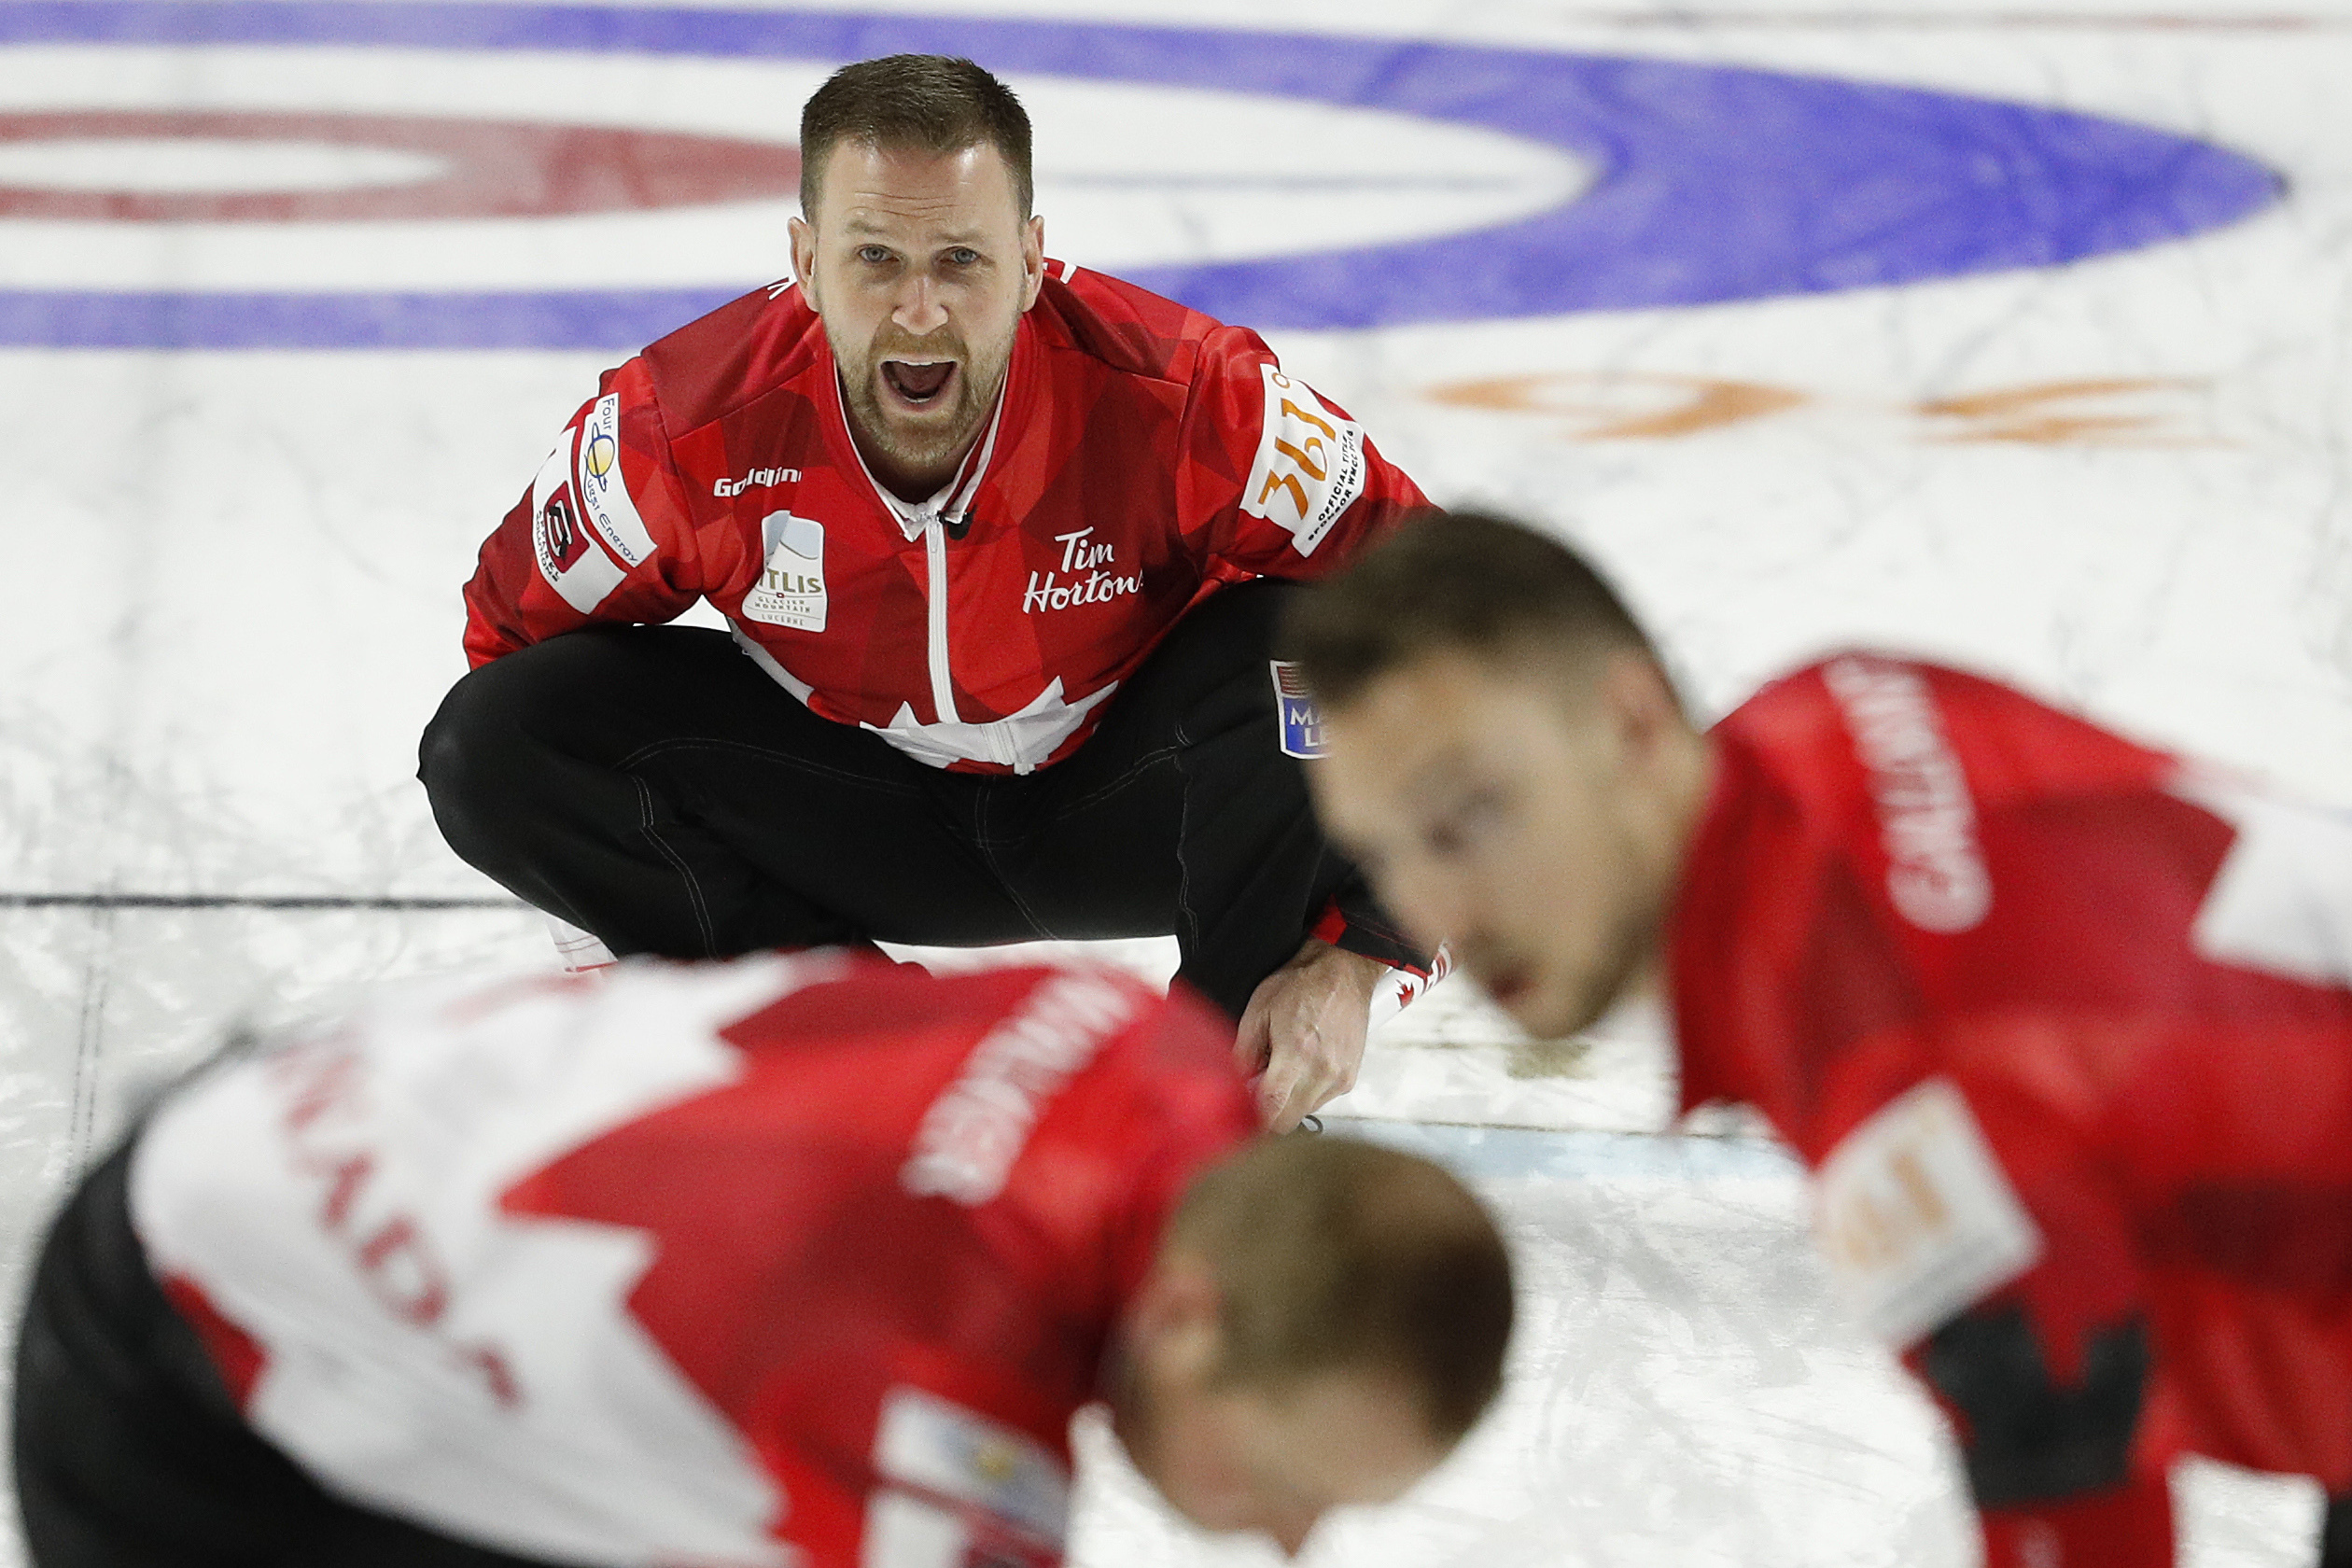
left=419, top=53, right=1442, bottom=1132
left=12, top=954, right=1511, bottom=1567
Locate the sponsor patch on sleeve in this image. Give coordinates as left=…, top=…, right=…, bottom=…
left=571, top=393, right=657, bottom=569
left=1814, top=1076, right=2043, bottom=1348
left=1269, top=661, right=1327, bottom=759
left=873, top=1387, right=1069, bottom=1545
left=1239, top=364, right=1366, bottom=557
left=531, top=430, right=625, bottom=614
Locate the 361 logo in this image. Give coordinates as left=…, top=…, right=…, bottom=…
left=1240, top=366, right=1365, bottom=557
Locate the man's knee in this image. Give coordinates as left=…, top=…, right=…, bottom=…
left=418, top=650, right=548, bottom=824
left=421, top=627, right=710, bottom=795
left=415, top=633, right=659, bottom=869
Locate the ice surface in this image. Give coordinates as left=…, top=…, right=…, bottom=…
left=6, top=1, right=2351, bottom=1564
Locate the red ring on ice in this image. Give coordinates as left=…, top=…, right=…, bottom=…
left=0, top=110, right=803, bottom=221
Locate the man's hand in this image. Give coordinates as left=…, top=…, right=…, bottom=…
left=1234, top=939, right=1389, bottom=1132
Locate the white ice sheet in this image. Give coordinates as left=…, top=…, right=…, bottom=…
left=7, top=2, right=2352, bottom=1564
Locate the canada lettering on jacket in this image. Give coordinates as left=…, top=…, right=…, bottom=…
left=266, top=1032, right=524, bottom=1408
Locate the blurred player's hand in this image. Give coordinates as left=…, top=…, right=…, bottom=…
left=1235, top=939, right=1386, bottom=1132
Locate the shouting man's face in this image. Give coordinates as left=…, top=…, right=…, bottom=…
left=791, top=139, right=1044, bottom=500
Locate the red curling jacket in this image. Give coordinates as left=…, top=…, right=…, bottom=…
left=133, top=954, right=1258, bottom=1568
left=1673, top=653, right=2352, bottom=1568
left=461, top=262, right=1427, bottom=777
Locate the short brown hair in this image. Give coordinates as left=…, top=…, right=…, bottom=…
left=799, top=55, right=1034, bottom=218
left=1173, top=1135, right=1513, bottom=1441
left=1280, top=508, right=1666, bottom=708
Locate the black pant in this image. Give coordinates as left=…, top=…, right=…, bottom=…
left=12, top=1141, right=569, bottom=1568
left=418, top=581, right=1417, bottom=1018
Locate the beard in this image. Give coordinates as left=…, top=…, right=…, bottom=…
left=833, top=318, right=1015, bottom=483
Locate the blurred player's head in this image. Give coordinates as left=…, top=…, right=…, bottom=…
left=1111, top=1135, right=1513, bottom=1556
left=1281, top=509, right=1713, bottom=1040
left=791, top=56, right=1045, bottom=498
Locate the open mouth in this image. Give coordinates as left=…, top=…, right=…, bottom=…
left=880, top=357, right=957, bottom=410
left=1478, top=959, right=1533, bottom=1011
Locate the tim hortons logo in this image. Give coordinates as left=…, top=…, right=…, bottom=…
left=1023, top=527, right=1140, bottom=613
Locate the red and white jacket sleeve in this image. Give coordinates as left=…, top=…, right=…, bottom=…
left=1175, top=325, right=1429, bottom=584
left=1172, top=327, right=1437, bottom=974
left=1821, top=1048, right=2172, bottom=1568
left=462, top=360, right=710, bottom=668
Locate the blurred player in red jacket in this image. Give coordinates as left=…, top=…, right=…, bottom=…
left=1289, top=509, right=2352, bottom=1568
left=11, top=954, right=1511, bottom=1568
left=417, top=55, right=1439, bottom=1131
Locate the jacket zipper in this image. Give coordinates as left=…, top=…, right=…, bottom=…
left=874, top=370, right=1012, bottom=762
left=921, top=520, right=1026, bottom=771
left=923, top=517, right=959, bottom=728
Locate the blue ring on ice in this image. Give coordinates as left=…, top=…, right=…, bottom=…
left=0, top=1, right=2285, bottom=347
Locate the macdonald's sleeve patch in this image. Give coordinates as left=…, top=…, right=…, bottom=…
left=1269, top=661, right=1327, bottom=759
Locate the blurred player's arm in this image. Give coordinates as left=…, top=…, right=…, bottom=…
left=1914, top=1298, right=2170, bottom=1568
left=1819, top=1064, right=2171, bottom=1568
left=462, top=361, right=707, bottom=666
